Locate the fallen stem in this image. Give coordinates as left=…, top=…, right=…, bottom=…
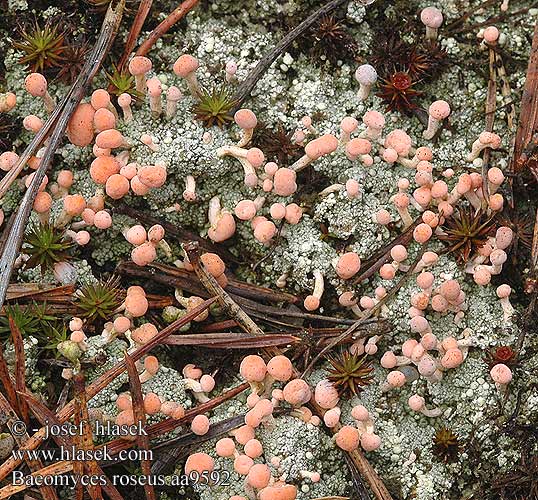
left=135, top=0, right=200, bottom=57
left=117, top=0, right=154, bottom=71
left=232, top=0, right=349, bottom=109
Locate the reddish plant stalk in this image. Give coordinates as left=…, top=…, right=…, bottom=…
left=135, top=0, right=200, bottom=57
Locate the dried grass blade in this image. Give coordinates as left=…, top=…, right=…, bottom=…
left=510, top=22, right=538, bottom=174
left=184, top=244, right=261, bottom=330
left=146, top=293, right=174, bottom=309
left=195, top=319, right=238, bottom=332
left=73, top=373, right=101, bottom=500
left=5, top=284, right=74, bottom=301
left=225, top=279, right=298, bottom=304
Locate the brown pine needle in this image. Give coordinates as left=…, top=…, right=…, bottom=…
left=8, top=316, right=29, bottom=424
left=510, top=22, right=538, bottom=174
left=0, top=341, right=19, bottom=415
left=135, top=0, right=200, bottom=57
left=124, top=352, right=156, bottom=500
left=163, top=332, right=299, bottom=349
left=117, top=0, right=153, bottom=70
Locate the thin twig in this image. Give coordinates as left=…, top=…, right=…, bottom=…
left=117, top=0, right=154, bottom=71
left=135, top=0, right=200, bottom=57
left=232, top=0, right=349, bottom=108
left=524, top=208, right=538, bottom=294
left=450, top=5, right=538, bottom=36
left=153, top=413, right=247, bottom=452
left=445, top=0, right=497, bottom=33
left=510, top=22, right=538, bottom=174
left=72, top=379, right=86, bottom=500
left=184, top=241, right=267, bottom=338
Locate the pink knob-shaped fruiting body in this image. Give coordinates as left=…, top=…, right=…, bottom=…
left=490, top=363, right=512, bottom=386
left=423, top=100, right=450, bottom=140
left=355, top=64, right=377, bottom=101
left=129, top=56, right=152, bottom=76
left=420, top=6, right=443, bottom=41
left=273, top=168, right=297, bottom=196
left=25, top=73, right=47, bottom=97
left=483, top=26, right=500, bottom=44
left=173, top=54, right=198, bottom=77
left=335, top=252, right=361, bottom=279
